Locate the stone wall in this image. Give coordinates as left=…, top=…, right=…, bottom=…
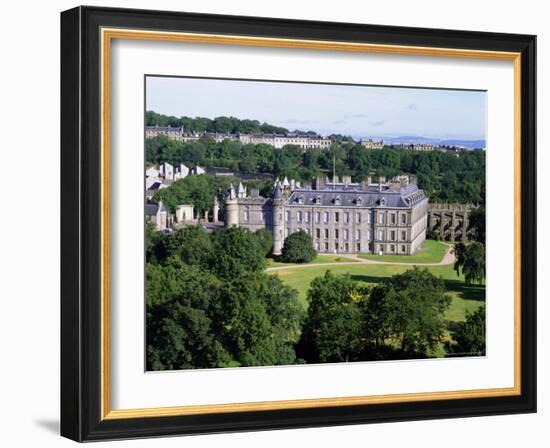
left=427, top=203, right=476, bottom=242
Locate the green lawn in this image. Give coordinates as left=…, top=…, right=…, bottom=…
left=359, top=239, right=449, bottom=264
left=268, top=262, right=485, bottom=324
left=266, top=254, right=359, bottom=268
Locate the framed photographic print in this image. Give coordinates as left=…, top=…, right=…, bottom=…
left=60, top=6, right=537, bottom=442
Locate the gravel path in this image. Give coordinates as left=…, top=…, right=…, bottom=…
left=265, top=244, right=455, bottom=272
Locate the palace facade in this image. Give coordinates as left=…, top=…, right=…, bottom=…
left=225, top=174, right=428, bottom=256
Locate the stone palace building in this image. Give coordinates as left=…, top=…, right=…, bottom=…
left=225, top=174, right=428, bottom=256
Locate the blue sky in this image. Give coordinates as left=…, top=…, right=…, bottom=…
left=146, top=76, right=486, bottom=140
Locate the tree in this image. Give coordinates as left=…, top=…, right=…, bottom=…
left=145, top=219, right=163, bottom=263
left=445, top=306, right=486, bottom=356
left=254, top=228, right=273, bottom=257
left=152, top=174, right=240, bottom=215
left=299, top=271, right=368, bottom=363
left=453, top=242, right=485, bottom=285
left=146, top=111, right=487, bottom=206
left=157, top=225, right=213, bottom=268
left=468, top=207, right=486, bottom=243
left=210, top=227, right=266, bottom=279
left=146, top=261, right=231, bottom=370
left=210, top=273, right=303, bottom=367
left=281, top=230, right=317, bottom=263
left=364, top=267, right=451, bottom=356
left=146, top=259, right=302, bottom=369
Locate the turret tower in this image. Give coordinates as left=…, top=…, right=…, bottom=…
left=272, top=181, right=285, bottom=255
left=213, top=196, right=220, bottom=223
left=225, top=184, right=239, bottom=227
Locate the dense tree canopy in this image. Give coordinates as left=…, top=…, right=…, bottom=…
left=146, top=226, right=303, bottom=370
left=146, top=111, right=289, bottom=134
left=146, top=259, right=230, bottom=370
left=152, top=174, right=228, bottom=215
left=281, top=230, right=317, bottom=263
left=146, top=130, right=486, bottom=205
left=453, top=242, right=486, bottom=285
left=298, top=267, right=452, bottom=363
left=254, top=228, right=274, bottom=257
left=300, top=271, right=368, bottom=363
left=156, top=225, right=214, bottom=269
left=365, top=268, right=451, bottom=355
left=468, top=207, right=486, bottom=243
left=210, top=227, right=266, bottom=279
left=211, top=274, right=303, bottom=367
left=152, top=174, right=272, bottom=216
left=445, top=306, right=486, bottom=357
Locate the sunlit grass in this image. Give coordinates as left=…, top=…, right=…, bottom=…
left=358, top=239, right=449, bottom=264
left=266, top=254, right=359, bottom=268
left=268, top=262, right=485, bottom=322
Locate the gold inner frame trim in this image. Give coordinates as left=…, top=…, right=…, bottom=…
left=100, top=27, right=522, bottom=420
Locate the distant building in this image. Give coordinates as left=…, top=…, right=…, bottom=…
left=360, top=138, right=384, bottom=149
left=147, top=162, right=191, bottom=184
left=159, top=162, right=174, bottom=180
left=145, top=201, right=167, bottom=230
left=145, top=125, right=184, bottom=141
left=145, top=166, right=160, bottom=179
left=395, top=143, right=437, bottom=152
left=145, top=127, right=332, bottom=149
left=181, top=133, right=201, bottom=143
left=439, top=147, right=465, bottom=157
left=238, top=133, right=331, bottom=149
left=191, top=165, right=206, bottom=175
left=412, top=143, right=436, bottom=152
left=174, top=163, right=190, bottom=180
left=225, top=174, right=428, bottom=256
left=175, top=204, right=195, bottom=223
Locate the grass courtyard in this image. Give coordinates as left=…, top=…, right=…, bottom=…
left=359, top=239, right=449, bottom=264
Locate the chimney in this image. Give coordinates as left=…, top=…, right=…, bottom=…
left=343, top=175, right=352, bottom=186
left=361, top=176, right=372, bottom=191
left=314, top=176, right=325, bottom=190
left=333, top=175, right=339, bottom=184
left=409, top=175, right=417, bottom=185
left=389, top=180, right=401, bottom=192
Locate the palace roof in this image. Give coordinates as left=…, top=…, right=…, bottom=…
left=285, top=183, right=427, bottom=209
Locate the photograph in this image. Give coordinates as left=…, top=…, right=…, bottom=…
left=144, top=76, right=487, bottom=371
left=56, top=4, right=537, bottom=442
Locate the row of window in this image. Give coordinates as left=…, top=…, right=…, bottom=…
left=286, top=227, right=408, bottom=242
left=313, top=242, right=409, bottom=254
left=285, top=210, right=409, bottom=225
left=315, top=241, right=364, bottom=252
left=376, top=244, right=409, bottom=254
left=242, top=209, right=410, bottom=225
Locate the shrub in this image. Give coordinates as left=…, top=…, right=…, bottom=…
left=281, top=230, right=317, bottom=263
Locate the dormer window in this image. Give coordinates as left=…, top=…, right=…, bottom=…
left=315, top=195, right=322, bottom=205
left=380, top=197, right=386, bottom=206
left=356, top=197, right=362, bottom=206
left=298, top=195, right=305, bottom=204
left=335, top=196, right=341, bottom=206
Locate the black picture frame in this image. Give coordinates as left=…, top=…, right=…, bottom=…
left=61, top=5, right=536, bottom=442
